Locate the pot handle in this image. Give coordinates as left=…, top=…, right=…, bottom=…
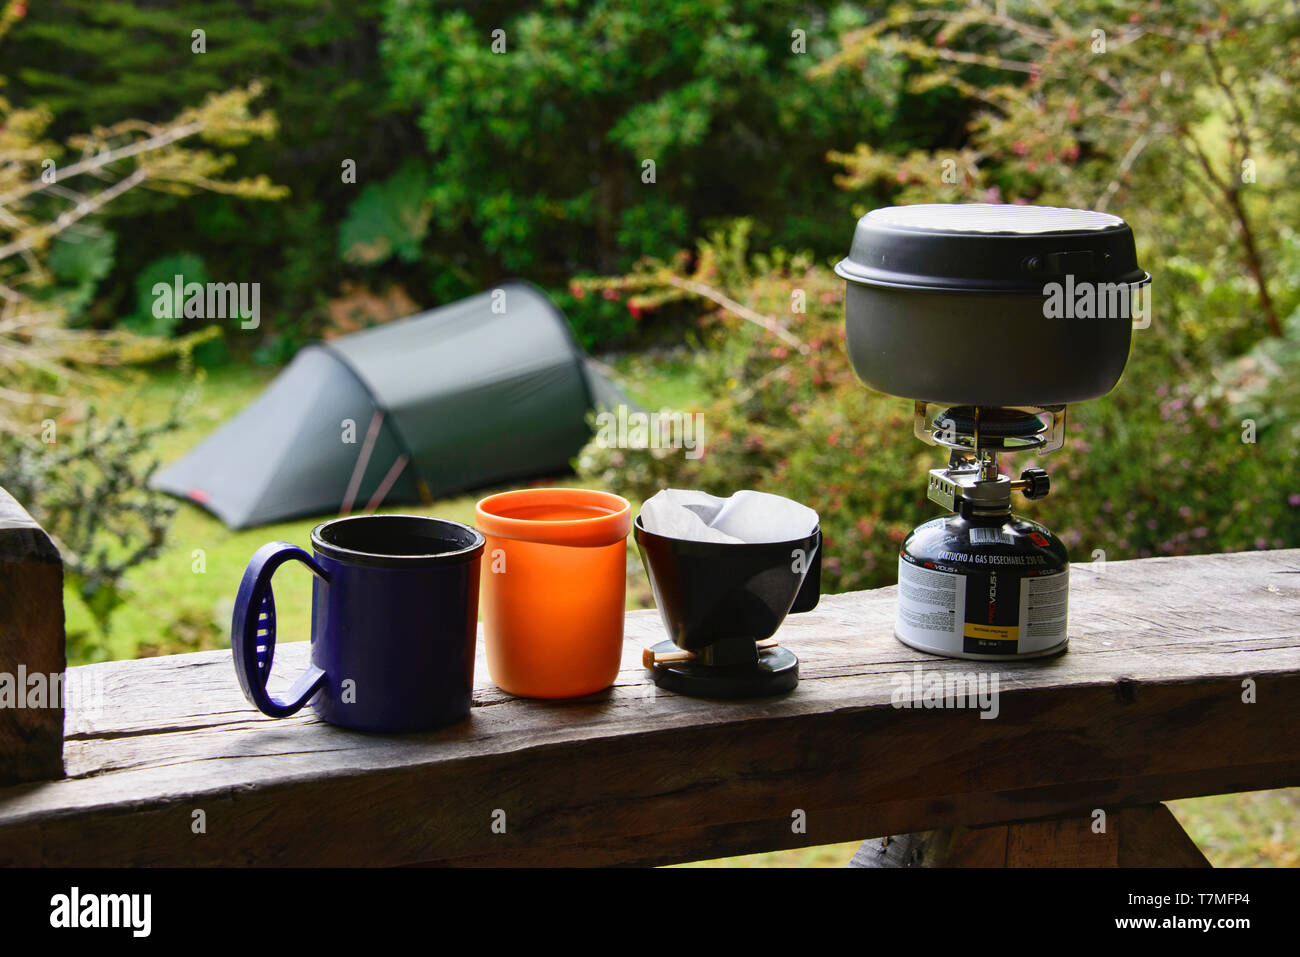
left=231, top=542, right=330, bottom=718
left=790, top=529, right=821, bottom=614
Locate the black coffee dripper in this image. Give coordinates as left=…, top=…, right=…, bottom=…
left=633, top=515, right=821, bottom=698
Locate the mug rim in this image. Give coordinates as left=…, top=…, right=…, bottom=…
left=475, top=487, right=631, bottom=547
left=310, top=514, right=485, bottom=567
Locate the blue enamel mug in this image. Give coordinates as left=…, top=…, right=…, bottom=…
left=231, top=514, right=485, bottom=732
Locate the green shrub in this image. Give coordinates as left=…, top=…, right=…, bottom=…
left=380, top=0, right=902, bottom=283
left=554, top=282, right=643, bottom=352
left=124, top=253, right=208, bottom=338
left=1, top=398, right=194, bottom=657
left=45, top=227, right=116, bottom=323
left=339, top=159, right=435, bottom=266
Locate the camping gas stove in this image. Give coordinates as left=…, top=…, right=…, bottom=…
left=834, top=202, right=1150, bottom=660
left=895, top=402, right=1068, bottom=659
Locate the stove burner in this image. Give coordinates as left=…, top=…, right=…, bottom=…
left=916, top=402, right=1066, bottom=454
left=933, top=406, right=1048, bottom=438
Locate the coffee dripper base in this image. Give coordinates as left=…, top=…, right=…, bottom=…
left=646, top=639, right=798, bottom=699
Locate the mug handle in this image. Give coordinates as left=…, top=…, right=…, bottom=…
left=790, top=529, right=822, bottom=614
left=231, top=542, right=330, bottom=718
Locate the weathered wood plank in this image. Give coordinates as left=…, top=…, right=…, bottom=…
left=1113, top=803, right=1214, bottom=867
left=849, top=803, right=1213, bottom=867
left=0, top=486, right=65, bottom=785
left=0, top=548, right=1296, bottom=866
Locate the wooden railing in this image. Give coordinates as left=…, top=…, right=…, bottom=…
left=1, top=485, right=1297, bottom=866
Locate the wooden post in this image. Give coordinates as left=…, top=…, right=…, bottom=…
left=0, top=486, right=65, bottom=784
left=849, top=804, right=1212, bottom=867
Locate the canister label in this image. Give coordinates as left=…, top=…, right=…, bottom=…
left=1016, top=569, right=1069, bottom=651
left=896, top=559, right=965, bottom=648
left=897, top=554, right=1068, bottom=656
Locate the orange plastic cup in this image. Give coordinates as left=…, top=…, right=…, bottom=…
left=475, top=488, right=632, bottom=698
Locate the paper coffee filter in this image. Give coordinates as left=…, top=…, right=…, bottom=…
left=640, top=489, right=819, bottom=544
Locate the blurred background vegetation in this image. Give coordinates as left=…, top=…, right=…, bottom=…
left=0, top=0, right=1296, bottom=866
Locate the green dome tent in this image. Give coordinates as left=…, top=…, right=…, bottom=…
left=152, top=282, right=623, bottom=529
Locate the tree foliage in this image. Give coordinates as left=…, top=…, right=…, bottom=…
left=7, top=0, right=407, bottom=340
left=379, top=0, right=902, bottom=281
left=1, top=7, right=286, bottom=641
left=816, top=0, right=1300, bottom=343
left=0, top=79, right=283, bottom=427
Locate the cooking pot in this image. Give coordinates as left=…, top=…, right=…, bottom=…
left=834, top=203, right=1150, bottom=407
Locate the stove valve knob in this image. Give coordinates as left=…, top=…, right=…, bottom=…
left=1019, top=467, right=1050, bottom=500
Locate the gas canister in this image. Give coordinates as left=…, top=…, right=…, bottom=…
left=897, top=513, right=1069, bottom=660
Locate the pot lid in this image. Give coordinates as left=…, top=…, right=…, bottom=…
left=834, top=203, right=1149, bottom=294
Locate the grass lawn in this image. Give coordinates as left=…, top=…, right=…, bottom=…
left=66, top=356, right=1297, bottom=868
